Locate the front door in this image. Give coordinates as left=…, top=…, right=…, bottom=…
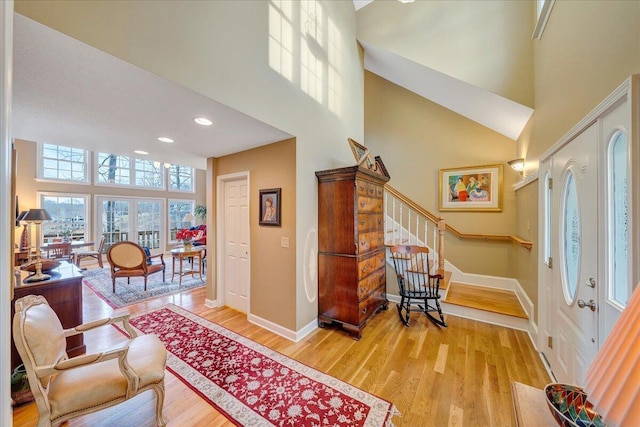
left=547, top=123, right=599, bottom=384
left=222, top=176, right=250, bottom=313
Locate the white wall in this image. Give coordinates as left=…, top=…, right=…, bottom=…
left=16, top=0, right=365, bottom=329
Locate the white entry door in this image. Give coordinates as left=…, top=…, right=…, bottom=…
left=221, top=176, right=250, bottom=313
left=548, top=123, right=599, bottom=384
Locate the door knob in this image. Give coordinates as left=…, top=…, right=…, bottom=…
left=577, top=299, right=596, bottom=312
left=586, top=278, right=596, bottom=288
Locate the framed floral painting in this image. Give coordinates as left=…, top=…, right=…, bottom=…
left=439, top=164, right=503, bottom=212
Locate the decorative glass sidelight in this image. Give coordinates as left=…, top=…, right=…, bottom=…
left=609, top=132, right=629, bottom=306
left=563, top=171, right=580, bottom=303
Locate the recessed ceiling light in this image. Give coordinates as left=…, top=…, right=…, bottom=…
left=158, top=137, right=174, bottom=143
left=134, top=150, right=149, bottom=155
left=194, top=117, right=213, bottom=126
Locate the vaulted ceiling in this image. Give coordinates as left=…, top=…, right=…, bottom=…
left=356, top=0, right=535, bottom=141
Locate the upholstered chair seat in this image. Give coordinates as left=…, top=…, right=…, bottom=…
left=13, top=295, right=167, bottom=427
left=106, top=241, right=166, bottom=292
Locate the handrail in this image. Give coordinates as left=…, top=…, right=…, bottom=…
left=385, top=184, right=532, bottom=250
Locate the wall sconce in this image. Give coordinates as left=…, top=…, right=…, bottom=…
left=508, top=158, right=525, bottom=175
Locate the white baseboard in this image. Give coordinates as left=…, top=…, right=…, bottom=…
left=204, top=298, right=220, bottom=308
left=247, top=313, right=318, bottom=343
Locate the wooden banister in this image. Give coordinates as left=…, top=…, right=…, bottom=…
left=385, top=184, right=532, bottom=250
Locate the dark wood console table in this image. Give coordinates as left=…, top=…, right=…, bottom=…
left=11, top=261, right=85, bottom=370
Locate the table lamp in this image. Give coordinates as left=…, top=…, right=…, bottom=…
left=22, top=208, right=53, bottom=283
left=183, top=213, right=195, bottom=227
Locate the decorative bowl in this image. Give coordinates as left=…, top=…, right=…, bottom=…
left=544, top=383, right=606, bottom=427
left=20, top=259, right=61, bottom=273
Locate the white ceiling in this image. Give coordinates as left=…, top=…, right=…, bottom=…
left=12, top=14, right=292, bottom=170
left=361, top=41, right=533, bottom=141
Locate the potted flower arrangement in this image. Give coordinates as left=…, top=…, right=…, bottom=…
left=176, top=228, right=197, bottom=250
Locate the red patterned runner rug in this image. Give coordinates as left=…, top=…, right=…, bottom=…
left=129, top=304, right=400, bottom=426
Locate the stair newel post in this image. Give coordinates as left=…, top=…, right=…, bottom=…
left=437, top=217, right=446, bottom=273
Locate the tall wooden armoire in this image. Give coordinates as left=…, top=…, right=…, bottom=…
left=316, top=164, right=390, bottom=340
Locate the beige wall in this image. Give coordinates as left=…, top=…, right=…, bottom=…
left=357, top=0, right=534, bottom=106
left=14, top=138, right=206, bottom=251
left=16, top=0, right=365, bottom=330
left=513, top=1, right=640, bottom=316
left=524, top=0, right=640, bottom=164
left=513, top=181, right=539, bottom=318
left=365, top=71, right=522, bottom=276
left=212, top=139, right=296, bottom=330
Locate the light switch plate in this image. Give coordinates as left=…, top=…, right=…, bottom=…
left=281, top=237, right=289, bottom=248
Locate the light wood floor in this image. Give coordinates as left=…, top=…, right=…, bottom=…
left=444, top=282, right=529, bottom=319
left=12, top=268, right=550, bottom=427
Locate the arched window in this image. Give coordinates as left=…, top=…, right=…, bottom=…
left=608, top=131, right=629, bottom=306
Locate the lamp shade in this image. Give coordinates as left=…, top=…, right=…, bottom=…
left=21, top=208, right=52, bottom=222
left=583, top=282, right=640, bottom=426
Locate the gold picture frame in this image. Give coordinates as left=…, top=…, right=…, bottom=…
left=439, top=164, right=503, bottom=212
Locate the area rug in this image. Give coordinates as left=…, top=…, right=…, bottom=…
left=83, top=262, right=205, bottom=309
left=128, top=304, right=400, bottom=427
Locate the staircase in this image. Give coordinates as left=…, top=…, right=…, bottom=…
left=384, top=185, right=533, bottom=332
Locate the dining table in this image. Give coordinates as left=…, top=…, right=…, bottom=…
left=41, top=241, right=95, bottom=258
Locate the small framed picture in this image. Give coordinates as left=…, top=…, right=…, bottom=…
left=259, top=188, right=281, bottom=226
left=348, top=138, right=368, bottom=164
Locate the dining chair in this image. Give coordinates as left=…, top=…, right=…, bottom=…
left=75, top=236, right=106, bottom=268
left=47, top=242, right=74, bottom=263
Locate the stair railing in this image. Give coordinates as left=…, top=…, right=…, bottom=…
left=384, top=184, right=533, bottom=256
left=384, top=186, right=446, bottom=273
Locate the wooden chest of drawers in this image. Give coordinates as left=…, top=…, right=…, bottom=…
left=316, top=165, right=390, bottom=340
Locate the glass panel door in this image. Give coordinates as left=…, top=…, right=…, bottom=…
left=98, top=197, right=164, bottom=253
left=101, top=199, right=130, bottom=252
left=136, top=201, right=161, bottom=250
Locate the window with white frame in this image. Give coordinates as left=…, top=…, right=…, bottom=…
left=135, top=159, right=164, bottom=189
left=168, top=200, right=195, bottom=241
left=608, top=131, right=629, bottom=307
left=39, top=193, right=89, bottom=244
left=39, top=143, right=88, bottom=183
left=544, top=171, right=552, bottom=265
left=97, top=153, right=131, bottom=185
left=168, top=164, right=194, bottom=192
left=96, top=153, right=165, bottom=189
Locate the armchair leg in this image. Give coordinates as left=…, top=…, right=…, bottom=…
left=112, top=278, right=116, bottom=293
left=153, top=382, right=166, bottom=427
left=144, top=277, right=148, bottom=291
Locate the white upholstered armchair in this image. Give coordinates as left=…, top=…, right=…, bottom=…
left=12, top=295, right=167, bottom=427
